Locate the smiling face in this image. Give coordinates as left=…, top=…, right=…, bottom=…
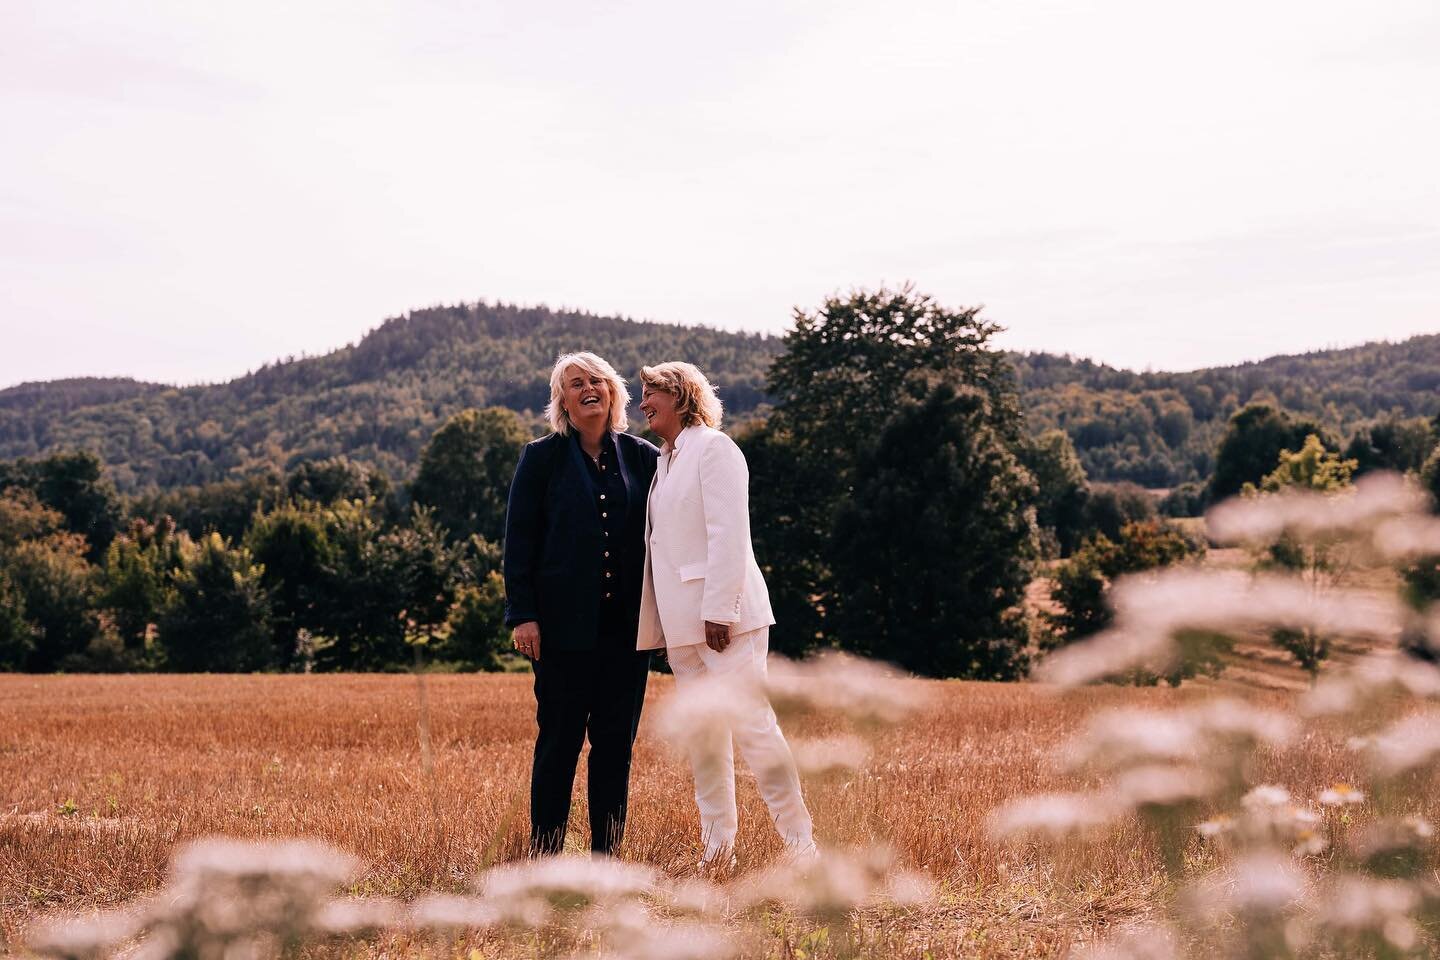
left=639, top=382, right=683, bottom=444
left=561, top=365, right=611, bottom=432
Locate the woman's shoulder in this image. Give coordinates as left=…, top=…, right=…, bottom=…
left=524, top=432, right=566, bottom=456
left=616, top=431, right=660, bottom=460
left=693, top=425, right=744, bottom=459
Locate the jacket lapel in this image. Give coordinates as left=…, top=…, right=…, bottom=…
left=563, top=436, right=604, bottom=536
left=612, top=431, right=638, bottom=520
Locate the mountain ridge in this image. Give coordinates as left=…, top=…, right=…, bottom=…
left=3, top=300, right=1436, bottom=492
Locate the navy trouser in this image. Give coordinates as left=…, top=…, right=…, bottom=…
left=529, top=647, right=651, bottom=856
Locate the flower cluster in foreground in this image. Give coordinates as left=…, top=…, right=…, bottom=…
left=1015, top=471, right=1440, bottom=958
left=28, top=653, right=936, bottom=960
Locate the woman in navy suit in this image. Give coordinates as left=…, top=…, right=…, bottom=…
left=502, top=351, right=659, bottom=857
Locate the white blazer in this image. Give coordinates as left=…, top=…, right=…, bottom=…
left=637, top=424, right=775, bottom=650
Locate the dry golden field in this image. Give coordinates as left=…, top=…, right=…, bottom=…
left=0, top=663, right=1398, bottom=959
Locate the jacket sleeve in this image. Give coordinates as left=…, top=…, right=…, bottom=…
left=503, top=442, right=544, bottom=628
left=699, top=433, right=750, bottom=625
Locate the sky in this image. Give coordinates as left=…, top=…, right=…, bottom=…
left=2, top=0, right=1438, bottom=389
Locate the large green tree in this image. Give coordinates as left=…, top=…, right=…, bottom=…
left=98, top=517, right=186, bottom=653
left=156, top=533, right=274, bottom=672
left=0, top=450, right=122, bottom=561
left=1251, top=434, right=1357, bottom=680
left=735, top=420, right=827, bottom=656
left=828, top=377, right=1038, bottom=679
left=1210, top=403, right=1330, bottom=501
left=246, top=502, right=339, bottom=670
left=0, top=488, right=99, bottom=671
left=760, top=287, right=1036, bottom=674
left=411, top=407, right=529, bottom=543
left=313, top=504, right=469, bottom=670
left=1343, top=414, right=1435, bottom=476
left=1022, top=429, right=1090, bottom=557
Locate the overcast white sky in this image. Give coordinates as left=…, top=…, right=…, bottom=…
left=3, top=0, right=1438, bottom=389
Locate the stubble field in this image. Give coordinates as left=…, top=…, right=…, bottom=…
left=0, top=665, right=1391, bottom=959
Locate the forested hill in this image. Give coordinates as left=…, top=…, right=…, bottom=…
left=2, top=299, right=1437, bottom=492
left=1015, top=333, right=1440, bottom=487
left=0, top=302, right=781, bottom=490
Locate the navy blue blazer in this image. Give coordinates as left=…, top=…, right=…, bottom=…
left=502, top=431, right=660, bottom=652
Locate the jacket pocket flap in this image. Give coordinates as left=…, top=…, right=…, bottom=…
left=678, top=561, right=706, bottom=582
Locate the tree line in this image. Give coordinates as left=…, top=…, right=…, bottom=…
left=3, top=289, right=1439, bottom=677
left=5, top=302, right=1439, bottom=496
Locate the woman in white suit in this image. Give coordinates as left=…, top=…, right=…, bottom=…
left=636, top=361, right=814, bottom=865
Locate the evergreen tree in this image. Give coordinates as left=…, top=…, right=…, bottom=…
left=734, top=420, right=826, bottom=656
left=287, top=455, right=390, bottom=506
left=98, top=517, right=184, bottom=653
left=828, top=377, right=1038, bottom=679
left=246, top=503, right=338, bottom=669
left=411, top=407, right=529, bottom=543
left=313, top=504, right=468, bottom=670
left=761, top=287, right=1035, bottom=673
left=157, top=533, right=273, bottom=672
left=1343, top=415, right=1435, bottom=476
left=1023, top=429, right=1090, bottom=556
left=439, top=571, right=509, bottom=670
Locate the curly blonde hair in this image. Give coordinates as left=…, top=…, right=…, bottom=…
left=546, top=352, right=630, bottom=435
left=639, top=361, right=723, bottom=429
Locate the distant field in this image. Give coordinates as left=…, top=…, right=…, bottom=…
left=0, top=667, right=1396, bottom=959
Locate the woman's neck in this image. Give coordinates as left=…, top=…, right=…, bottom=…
left=577, top=421, right=606, bottom=457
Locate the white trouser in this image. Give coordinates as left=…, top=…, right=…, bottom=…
left=666, top=627, right=814, bottom=858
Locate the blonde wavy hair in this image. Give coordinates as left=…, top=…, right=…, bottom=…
left=546, top=352, right=631, bottom=435
left=639, top=361, right=723, bottom=429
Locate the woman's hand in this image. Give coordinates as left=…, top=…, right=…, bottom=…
left=513, top=622, right=541, bottom=660
left=704, top=620, right=731, bottom=652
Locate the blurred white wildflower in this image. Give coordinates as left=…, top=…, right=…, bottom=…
left=1241, top=785, right=1291, bottom=809
left=311, top=896, right=403, bottom=935
left=1224, top=788, right=1326, bottom=855
left=790, top=735, right=871, bottom=776
left=478, top=856, right=658, bottom=913
left=1063, top=701, right=1291, bottom=776
left=985, top=793, right=1121, bottom=841
left=1317, top=783, right=1366, bottom=807
left=406, top=893, right=507, bottom=931
left=562, top=921, right=741, bottom=960
left=653, top=672, right=761, bottom=754
left=765, top=651, right=928, bottom=727
left=1206, top=472, right=1423, bottom=546
left=1191, top=698, right=1297, bottom=750
left=1038, top=570, right=1403, bottom=687
left=1190, top=851, right=1307, bottom=919
left=1063, top=709, right=1201, bottom=771
left=165, top=838, right=357, bottom=943
left=92, top=837, right=364, bottom=960
left=656, top=878, right=732, bottom=918
left=1304, top=653, right=1440, bottom=716
left=27, top=909, right=147, bottom=960
left=1034, top=626, right=1176, bottom=688
left=1373, top=514, right=1440, bottom=560
left=1354, top=711, right=1440, bottom=777
left=1196, top=815, right=1235, bottom=839
left=736, top=845, right=931, bottom=920
left=1115, top=765, right=1218, bottom=810
left=1072, top=922, right=1181, bottom=960
left=1319, top=875, right=1421, bottom=949
left=1350, top=816, right=1435, bottom=866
